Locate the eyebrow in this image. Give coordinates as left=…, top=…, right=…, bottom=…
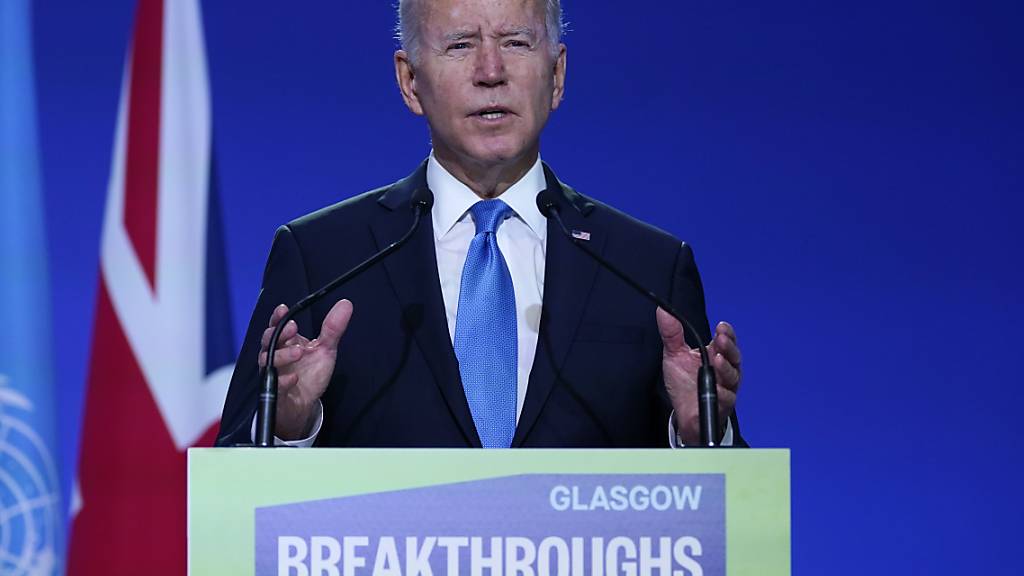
left=495, top=26, right=537, bottom=39
left=443, top=30, right=480, bottom=43
left=442, top=26, right=538, bottom=43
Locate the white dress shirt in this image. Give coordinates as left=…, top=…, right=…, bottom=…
left=429, top=153, right=547, bottom=421
left=257, top=153, right=733, bottom=447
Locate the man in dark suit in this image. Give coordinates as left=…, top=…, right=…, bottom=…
left=217, top=0, right=745, bottom=448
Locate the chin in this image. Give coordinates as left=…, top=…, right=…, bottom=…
left=464, top=140, right=533, bottom=166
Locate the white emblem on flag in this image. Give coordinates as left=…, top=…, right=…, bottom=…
left=0, top=375, right=60, bottom=575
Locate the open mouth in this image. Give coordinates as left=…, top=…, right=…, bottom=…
left=473, top=108, right=512, bottom=120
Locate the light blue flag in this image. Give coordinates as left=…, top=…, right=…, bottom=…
left=0, top=1, right=65, bottom=574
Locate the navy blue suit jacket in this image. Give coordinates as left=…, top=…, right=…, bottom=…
left=217, top=162, right=743, bottom=447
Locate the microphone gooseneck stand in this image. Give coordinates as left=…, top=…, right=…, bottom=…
left=536, top=190, right=721, bottom=447
left=254, top=189, right=434, bottom=447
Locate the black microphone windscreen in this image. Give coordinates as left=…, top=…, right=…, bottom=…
left=535, top=189, right=559, bottom=218
left=411, top=187, right=435, bottom=211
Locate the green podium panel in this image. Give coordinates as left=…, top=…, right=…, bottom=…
left=188, top=448, right=789, bottom=575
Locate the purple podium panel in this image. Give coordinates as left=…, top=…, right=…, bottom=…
left=256, top=473, right=725, bottom=575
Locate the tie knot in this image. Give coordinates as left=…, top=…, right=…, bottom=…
left=469, top=199, right=513, bottom=235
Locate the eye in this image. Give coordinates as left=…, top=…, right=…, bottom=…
left=505, top=40, right=530, bottom=49
left=447, top=42, right=472, bottom=51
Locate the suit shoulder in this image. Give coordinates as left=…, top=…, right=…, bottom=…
left=564, top=182, right=685, bottom=251
left=285, top=185, right=389, bottom=234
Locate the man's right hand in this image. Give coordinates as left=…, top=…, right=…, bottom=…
left=258, top=299, right=354, bottom=440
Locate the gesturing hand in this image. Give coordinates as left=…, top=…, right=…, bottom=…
left=657, top=308, right=742, bottom=446
left=258, top=299, right=354, bottom=440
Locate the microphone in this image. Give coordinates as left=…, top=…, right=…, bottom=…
left=254, top=188, right=434, bottom=447
left=536, top=190, right=721, bottom=447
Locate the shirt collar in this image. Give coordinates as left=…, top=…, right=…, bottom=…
left=428, top=152, right=548, bottom=241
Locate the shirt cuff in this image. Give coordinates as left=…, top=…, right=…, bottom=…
left=249, top=400, right=323, bottom=447
left=667, top=410, right=735, bottom=448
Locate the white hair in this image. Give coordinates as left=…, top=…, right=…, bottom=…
left=397, top=0, right=564, bottom=62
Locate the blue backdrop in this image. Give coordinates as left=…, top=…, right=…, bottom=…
left=31, top=1, right=1022, bottom=573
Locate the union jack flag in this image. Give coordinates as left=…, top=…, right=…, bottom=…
left=68, top=0, right=234, bottom=573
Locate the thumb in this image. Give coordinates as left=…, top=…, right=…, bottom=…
left=317, top=299, right=354, bottom=350
left=656, top=307, right=690, bottom=356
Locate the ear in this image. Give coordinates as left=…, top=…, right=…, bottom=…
left=550, top=43, right=567, bottom=111
left=395, top=50, right=424, bottom=116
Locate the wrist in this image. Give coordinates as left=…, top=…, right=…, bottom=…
left=673, top=410, right=701, bottom=446
left=275, top=398, right=317, bottom=440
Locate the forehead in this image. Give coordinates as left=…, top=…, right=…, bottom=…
left=421, top=0, right=544, bottom=33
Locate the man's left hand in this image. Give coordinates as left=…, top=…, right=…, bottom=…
left=657, top=308, right=742, bottom=445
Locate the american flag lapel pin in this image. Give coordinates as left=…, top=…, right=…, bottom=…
left=571, top=229, right=592, bottom=241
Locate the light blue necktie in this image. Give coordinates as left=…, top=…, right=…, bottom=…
left=454, top=199, right=517, bottom=448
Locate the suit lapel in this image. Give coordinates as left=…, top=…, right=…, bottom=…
left=370, top=163, right=482, bottom=447
left=513, top=165, right=605, bottom=447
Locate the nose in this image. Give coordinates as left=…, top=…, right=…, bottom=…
left=473, top=40, right=507, bottom=88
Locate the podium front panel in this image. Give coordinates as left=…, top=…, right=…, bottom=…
left=188, top=448, right=789, bottom=575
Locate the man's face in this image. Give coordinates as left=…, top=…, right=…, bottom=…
left=396, top=0, right=566, bottom=173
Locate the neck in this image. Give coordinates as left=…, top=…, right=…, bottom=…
left=432, top=147, right=539, bottom=199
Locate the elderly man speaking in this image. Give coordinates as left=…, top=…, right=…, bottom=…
left=217, top=0, right=745, bottom=449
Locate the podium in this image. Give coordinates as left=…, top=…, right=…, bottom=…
left=188, top=448, right=789, bottom=575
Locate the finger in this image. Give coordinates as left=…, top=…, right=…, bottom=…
left=656, top=307, right=691, bottom=356
left=261, top=319, right=299, bottom=350
left=712, top=352, right=741, bottom=392
left=711, top=330, right=742, bottom=367
left=263, top=345, right=302, bottom=367
left=317, top=299, right=354, bottom=350
left=716, top=321, right=737, bottom=344
left=258, top=344, right=304, bottom=368
left=281, top=325, right=311, bottom=349
left=268, top=304, right=289, bottom=328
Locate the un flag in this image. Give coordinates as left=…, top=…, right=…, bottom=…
left=1, top=0, right=65, bottom=573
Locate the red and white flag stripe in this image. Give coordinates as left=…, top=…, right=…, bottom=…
left=69, top=0, right=232, bottom=572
